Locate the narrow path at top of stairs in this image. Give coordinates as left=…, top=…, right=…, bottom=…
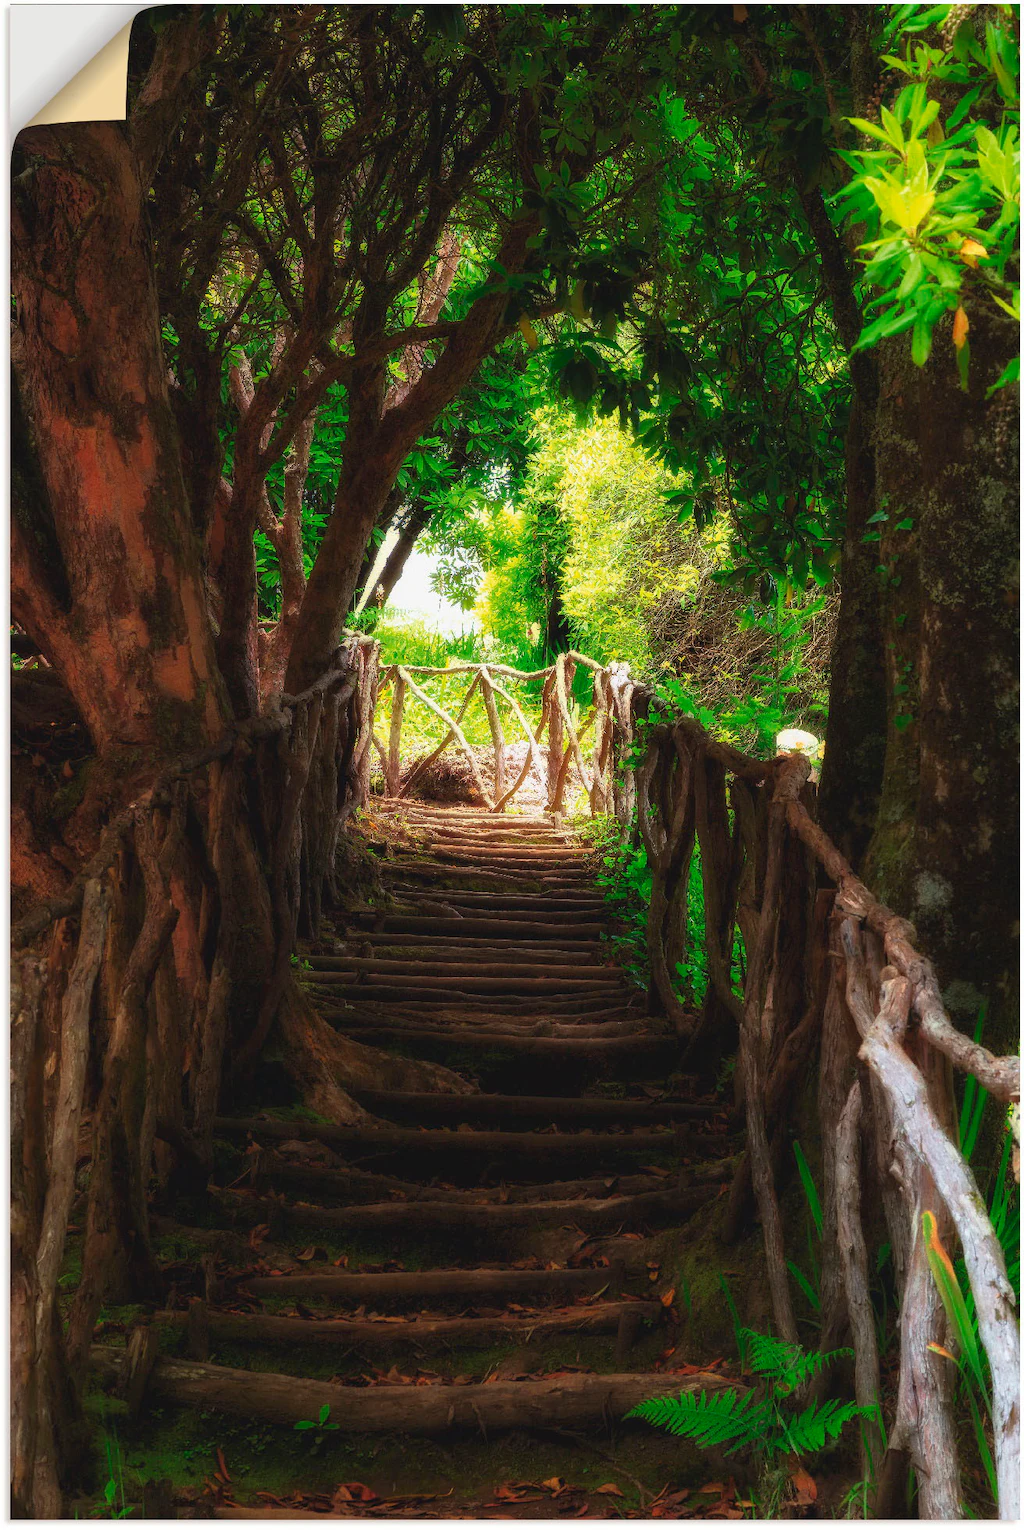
left=91, top=802, right=742, bottom=1519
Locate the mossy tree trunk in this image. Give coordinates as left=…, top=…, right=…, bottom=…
left=863, top=311, right=1019, bottom=1065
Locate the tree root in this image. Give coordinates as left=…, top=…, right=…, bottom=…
left=276, top=986, right=474, bottom=1125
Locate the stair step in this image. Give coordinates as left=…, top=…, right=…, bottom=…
left=238, top=1264, right=627, bottom=1303
left=307, top=957, right=622, bottom=982
left=155, top=1300, right=660, bottom=1350
left=211, top=1182, right=715, bottom=1235
left=91, top=1347, right=736, bottom=1432
left=348, top=1089, right=722, bottom=1125
left=325, top=1023, right=675, bottom=1058
left=215, top=1118, right=680, bottom=1160
left=348, top=916, right=607, bottom=939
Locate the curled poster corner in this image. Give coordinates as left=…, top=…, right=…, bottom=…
left=11, top=6, right=145, bottom=134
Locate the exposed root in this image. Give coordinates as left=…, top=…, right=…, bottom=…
left=277, top=988, right=474, bottom=1125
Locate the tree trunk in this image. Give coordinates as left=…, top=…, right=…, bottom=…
left=865, top=310, right=1019, bottom=1062
left=8, top=123, right=462, bottom=1513
left=352, top=487, right=404, bottom=611
left=543, top=581, right=572, bottom=661
left=11, top=124, right=231, bottom=757
left=373, top=498, right=436, bottom=607
left=285, top=219, right=539, bottom=692
left=816, top=389, right=887, bottom=868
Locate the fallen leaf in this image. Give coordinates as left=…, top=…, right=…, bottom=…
left=297, top=1246, right=318, bottom=1261
left=595, top=1484, right=624, bottom=1497
left=928, top=1342, right=957, bottom=1362
left=699, top=1482, right=725, bottom=1494
left=660, top=1288, right=676, bottom=1308
left=790, top=1466, right=818, bottom=1505
left=341, top=1482, right=377, bottom=1503
left=543, top=1477, right=566, bottom=1495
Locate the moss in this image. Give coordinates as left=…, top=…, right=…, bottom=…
left=50, top=758, right=95, bottom=825
left=85, top=1398, right=715, bottom=1515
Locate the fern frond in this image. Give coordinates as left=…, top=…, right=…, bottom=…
left=740, top=1329, right=853, bottom=1388
left=627, top=1388, right=772, bottom=1452
left=780, top=1399, right=878, bottom=1456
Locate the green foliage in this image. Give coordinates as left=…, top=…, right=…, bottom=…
left=91, top=1436, right=131, bottom=1520
left=793, top=1142, right=824, bottom=1239
left=653, top=590, right=829, bottom=757
left=628, top=1328, right=877, bottom=1462
left=718, top=1273, right=748, bottom=1371
left=294, top=1402, right=339, bottom=1455
left=839, top=7, right=1019, bottom=387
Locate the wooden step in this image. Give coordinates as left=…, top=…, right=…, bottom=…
left=91, top=1348, right=736, bottom=1432
left=347, top=916, right=606, bottom=939
left=325, top=1023, right=674, bottom=1058
left=307, top=957, right=623, bottom=982
left=215, top=1118, right=681, bottom=1160
left=348, top=1089, right=722, bottom=1126
left=403, top=891, right=606, bottom=910
left=211, top=1182, right=715, bottom=1235
left=307, top=968, right=626, bottom=992
left=246, top=1150, right=701, bottom=1206
left=238, top=1264, right=626, bottom=1303
left=324, top=934, right=610, bottom=958
left=155, top=1300, right=660, bottom=1350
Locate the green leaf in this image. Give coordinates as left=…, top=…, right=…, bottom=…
left=922, top=1209, right=990, bottom=1406
left=986, top=357, right=1020, bottom=398
left=911, top=312, right=935, bottom=366
left=793, top=1141, right=823, bottom=1237
left=787, top=1259, right=822, bottom=1312
left=957, top=335, right=971, bottom=392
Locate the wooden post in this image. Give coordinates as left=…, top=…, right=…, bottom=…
left=544, top=669, right=562, bottom=811
left=387, top=676, right=407, bottom=797
left=479, top=667, right=506, bottom=809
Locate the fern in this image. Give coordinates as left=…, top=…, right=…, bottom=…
left=629, top=1329, right=879, bottom=1464
left=628, top=1389, right=773, bottom=1453
left=742, top=1328, right=853, bottom=1390
left=779, top=1399, right=876, bottom=1456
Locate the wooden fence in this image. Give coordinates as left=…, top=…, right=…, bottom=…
left=10, top=635, right=378, bottom=1516
left=371, top=651, right=633, bottom=815
left=375, top=650, right=1020, bottom=1518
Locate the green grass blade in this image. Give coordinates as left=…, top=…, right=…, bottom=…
left=922, top=1210, right=990, bottom=1407
left=793, top=1141, right=823, bottom=1239
left=787, top=1259, right=821, bottom=1312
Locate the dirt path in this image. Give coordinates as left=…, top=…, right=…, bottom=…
left=90, top=804, right=741, bottom=1518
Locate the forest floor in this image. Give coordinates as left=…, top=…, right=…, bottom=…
left=78, top=802, right=821, bottom=1520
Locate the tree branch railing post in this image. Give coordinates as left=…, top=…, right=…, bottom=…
left=9, top=635, right=380, bottom=1516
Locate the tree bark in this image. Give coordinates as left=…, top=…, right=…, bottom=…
left=372, top=497, right=436, bottom=608
left=11, top=123, right=231, bottom=756
left=864, top=309, right=1019, bottom=1061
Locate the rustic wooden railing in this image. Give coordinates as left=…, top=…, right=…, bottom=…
left=599, top=671, right=1019, bottom=1520
left=10, top=634, right=378, bottom=1516
left=376, top=650, right=1019, bottom=1518
left=371, top=651, right=633, bottom=815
